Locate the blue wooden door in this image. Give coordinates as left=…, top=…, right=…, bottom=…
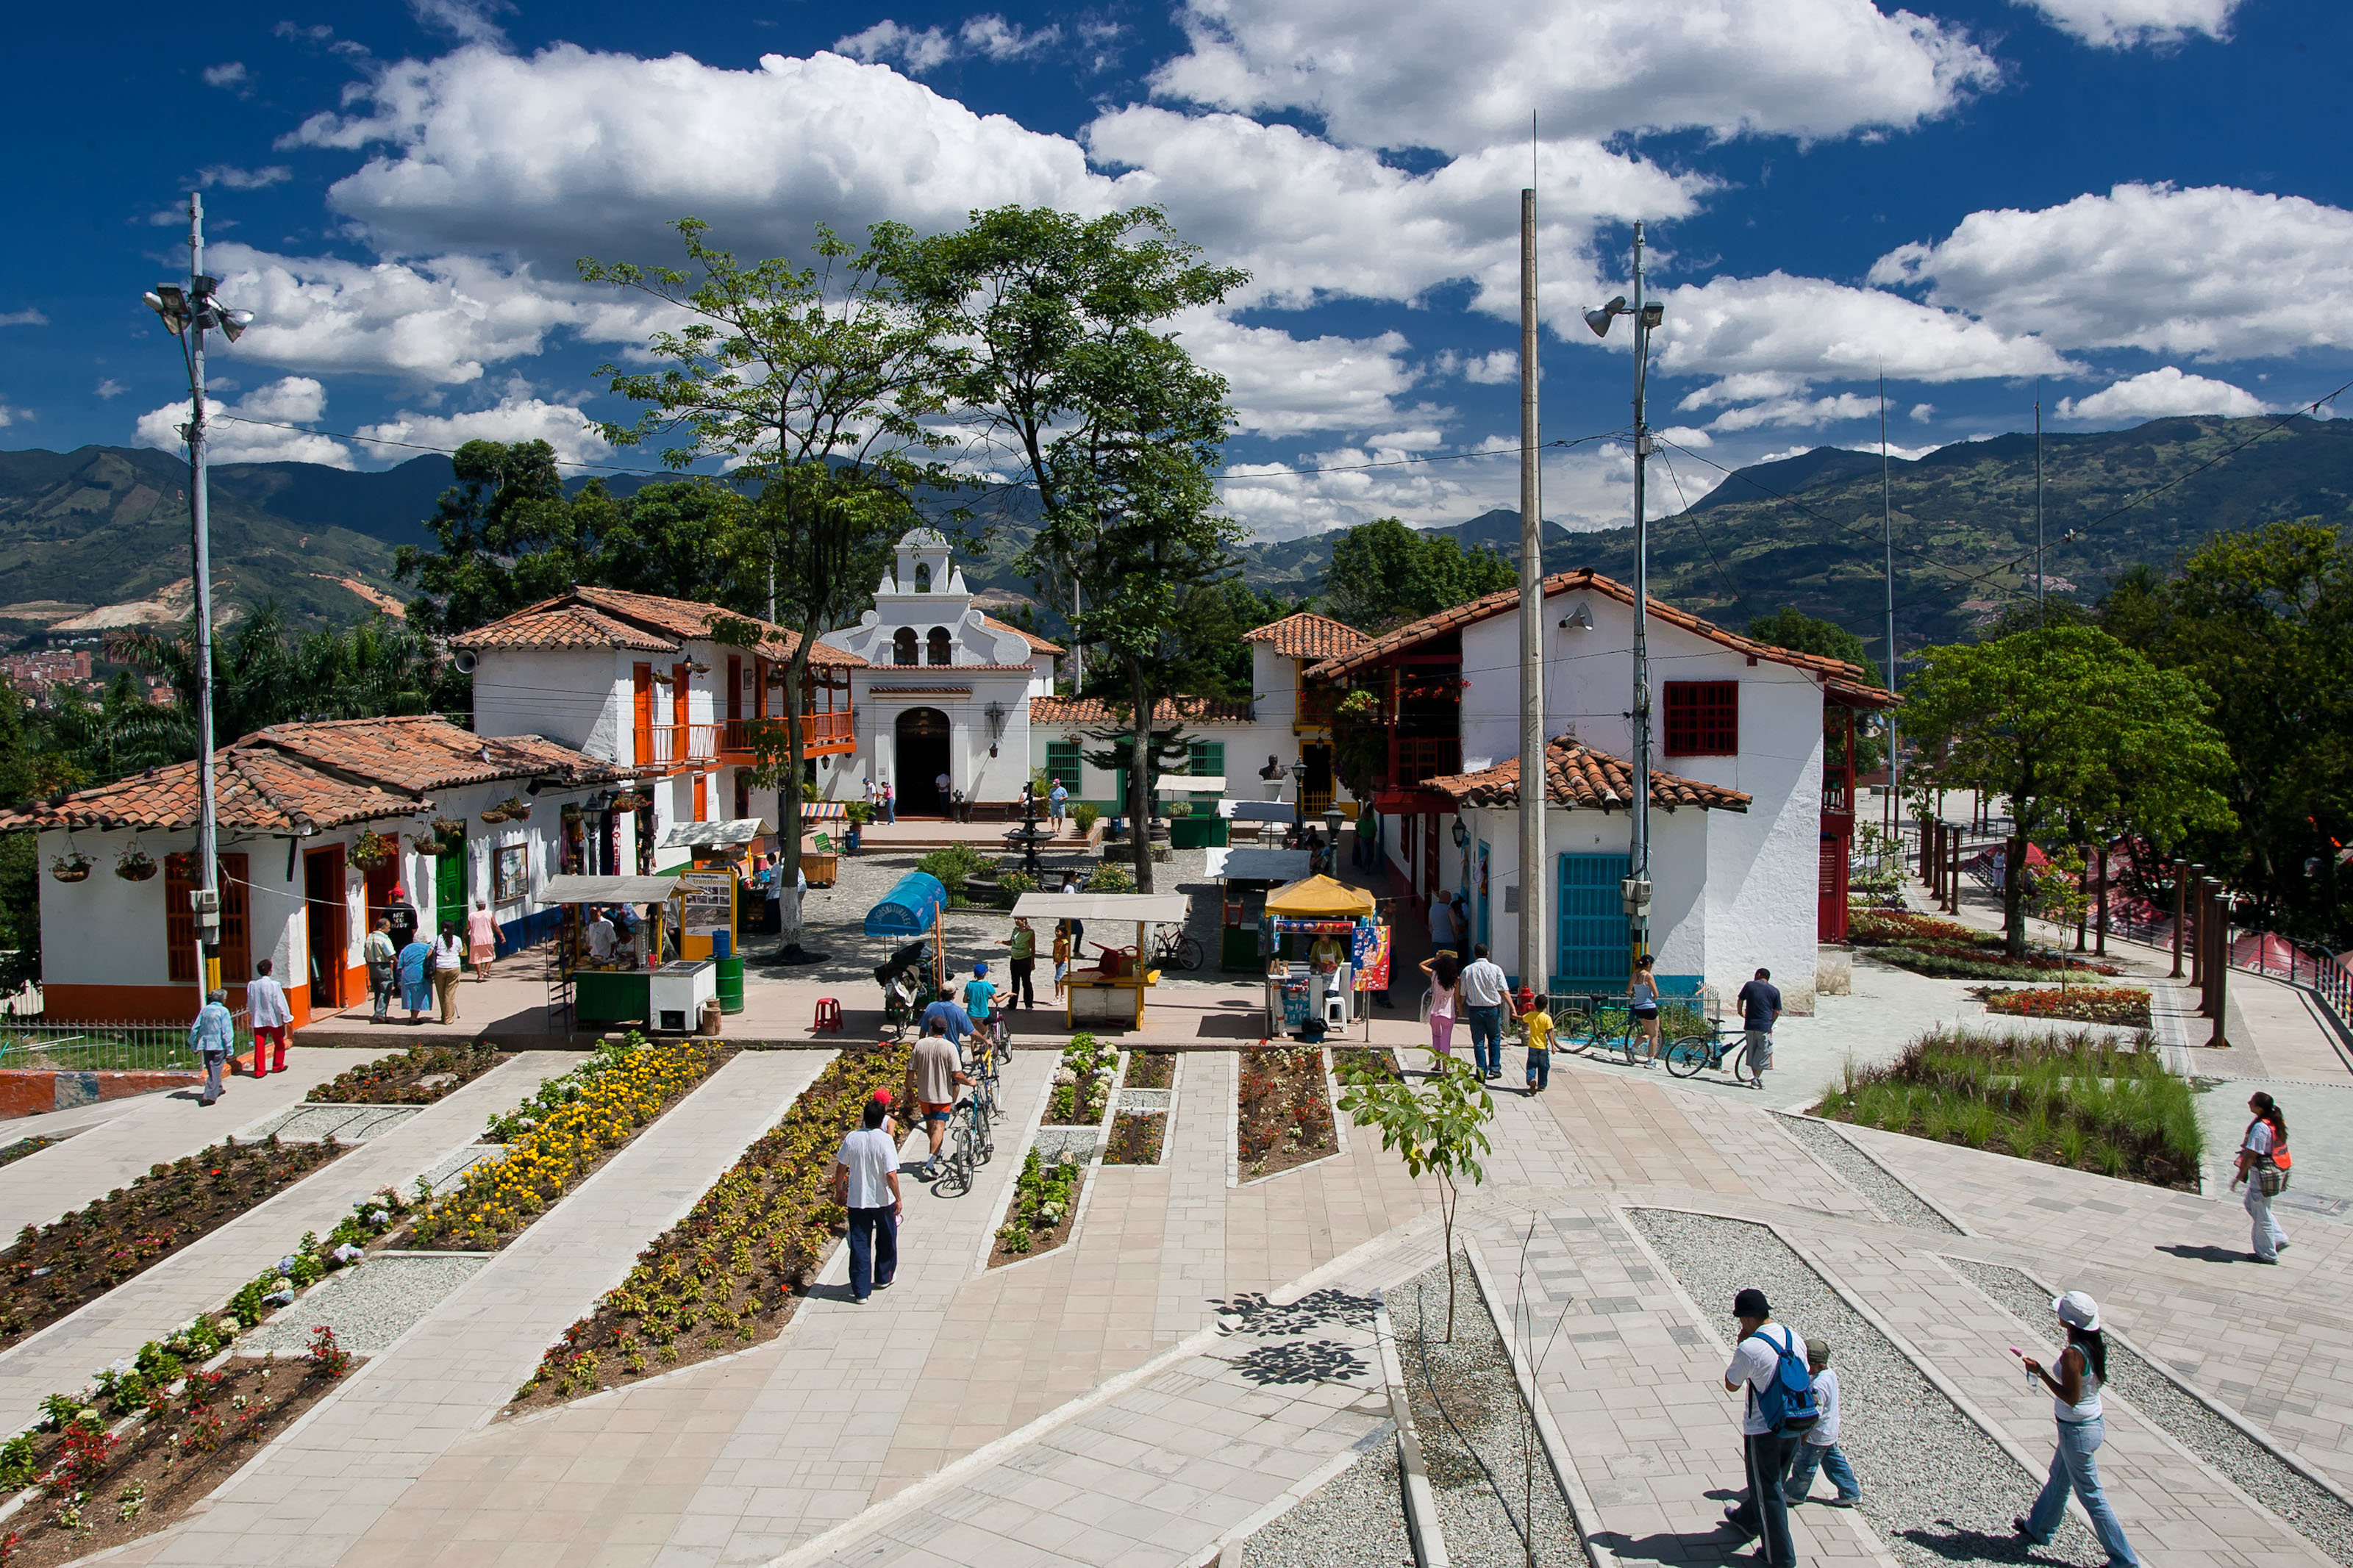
left=1555, top=853, right=1632, bottom=991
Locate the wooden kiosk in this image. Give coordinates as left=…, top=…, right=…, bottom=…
left=540, top=872, right=693, bottom=1030
left=1011, top=891, right=1191, bottom=1031
left=1205, top=846, right=1312, bottom=971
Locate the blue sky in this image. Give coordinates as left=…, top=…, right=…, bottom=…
left=4, top=0, right=2349, bottom=539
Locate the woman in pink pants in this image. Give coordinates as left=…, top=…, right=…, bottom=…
left=1421, top=951, right=1461, bottom=1059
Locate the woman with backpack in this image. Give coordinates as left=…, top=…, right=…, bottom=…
left=2233, top=1091, right=2291, bottom=1264
left=1721, top=1287, right=1813, bottom=1567
left=2015, top=1291, right=2141, bottom=1567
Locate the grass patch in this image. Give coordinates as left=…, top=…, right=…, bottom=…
left=1816, top=1025, right=2201, bottom=1189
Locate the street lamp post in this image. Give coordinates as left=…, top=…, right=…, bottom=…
left=1585, top=224, right=1665, bottom=964
left=143, top=193, right=252, bottom=998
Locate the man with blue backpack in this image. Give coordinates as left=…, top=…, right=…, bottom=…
left=1722, top=1286, right=1816, bottom=1564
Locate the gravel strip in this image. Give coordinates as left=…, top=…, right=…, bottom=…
left=1630, top=1209, right=2102, bottom=1567
left=1388, top=1253, right=1588, bottom=1567
left=236, top=1253, right=486, bottom=1357
left=1774, top=1113, right=1963, bottom=1234
left=1946, top=1256, right=2353, bottom=1566
left=1241, top=1428, right=1412, bottom=1568
left=243, top=1103, right=423, bottom=1144
left=1032, top=1128, right=1099, bottom=1161
left=1116, top=1087, right=1172, bottom=1114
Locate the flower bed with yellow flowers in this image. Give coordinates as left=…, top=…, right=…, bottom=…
left=508, top=1044, right=907, bottom=1410
left=399, top=1035, right=727, bottom=1253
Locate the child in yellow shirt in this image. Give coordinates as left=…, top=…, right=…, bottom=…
left=1518, top=991, right=1554, bottom=1094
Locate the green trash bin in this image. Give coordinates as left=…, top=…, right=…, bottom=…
left=715, top=956, right=745, bottom=1015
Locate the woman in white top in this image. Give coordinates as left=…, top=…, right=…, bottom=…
left=431, top=921, right=465, bottom=1025
left=1421, top=951, right=1461, bottom=1059
left=1627, top=954, right=1663, bottom=1066
left=2015, top=1291, right=2140, bottom=1566
left=2234, top=1091, right=2290, bottom=1263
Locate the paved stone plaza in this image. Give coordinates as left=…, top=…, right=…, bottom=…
left=2, top=873, right=2348, bottom=1567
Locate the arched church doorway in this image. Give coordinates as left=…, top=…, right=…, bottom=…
left=896, top=708, right=953, bottom=816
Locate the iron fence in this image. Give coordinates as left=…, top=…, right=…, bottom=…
left=0, top=1012, right=250, bottom=1074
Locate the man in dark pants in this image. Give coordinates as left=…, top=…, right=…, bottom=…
left=1723, top=1286, right=1807, bottom=1566
left=829, top=1096, right=902, bottom=1302
left=1002, top=916, right=1038, bottom=1009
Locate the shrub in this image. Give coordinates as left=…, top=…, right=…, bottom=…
left=1085, top=862, right=1135, bottom=894
left=916, top=843, right=991, bottom=898
left=1071, top=803, right=1101, bottom=834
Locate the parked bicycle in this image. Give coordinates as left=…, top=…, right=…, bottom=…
left=930, top=1089, right=995, bottom=1198
left=1664, top=1020, right=1761, bottom=1082
left=1150, top=926, right=1205, bottom=973
left=1560, top=1002, right=1658, bottom=1067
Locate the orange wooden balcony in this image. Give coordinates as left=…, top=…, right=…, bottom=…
left=718, top=711, right=857, bottom=760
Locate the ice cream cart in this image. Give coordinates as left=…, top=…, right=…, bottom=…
left=1259, top=874, right=1379, bottom=1039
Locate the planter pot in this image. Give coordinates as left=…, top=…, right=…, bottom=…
left=479, top=810, right=509, bottom=825
left=51, top=863, right=91, bottom=884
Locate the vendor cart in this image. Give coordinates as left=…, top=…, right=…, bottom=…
left=1259, top=874, right=1380, bottom=1040
left=538, top=872, right=688, bottom=1031
left=1205, top=846, right=1311, bottom=971
left=867, top=872, right=949, bottom=1038
left=1011, top=891, right=1192, bottom=1031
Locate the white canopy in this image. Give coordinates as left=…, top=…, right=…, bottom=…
left=658, top=817, right=772, bottom=851
left=1157, top=776, right=1227, bottom=795
left=1204, top=847, right=1312, bottom=884
left=538, top=873, right=685, bottom=905
left=1220, top=800, right=1296, bottom=823
left=1011, top=892, right=1192, bottom=924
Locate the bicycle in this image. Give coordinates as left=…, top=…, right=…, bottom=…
left=1665, top=1022, right=1758, bottom=1082
left=1150, top=926, right=1205, bottom=973
left=930, top=1091, right=994, bottom=1197
left=969, top=1031, right=1007, bottom=1123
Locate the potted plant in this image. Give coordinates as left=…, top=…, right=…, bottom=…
left=114, top=845, right=158, bottom=881
left=608, top=791, right=646, bottom=812
left=429, top=817, right=468, bottom=853
left=351, top=830, right=396, bottom=870
left=50, top=851, right=93, bottom=884
left=494, top=795, right=530, bottom=822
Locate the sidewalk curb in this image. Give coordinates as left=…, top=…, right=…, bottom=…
left=1460, top=1236, right=1610, bottom=1568
left=1374, top=1297, right=1452, bottom=1568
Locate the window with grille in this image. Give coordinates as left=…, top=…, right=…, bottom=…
left=1045, top=740, right=1082, bottom=790
left=1662, top=680, right=1739, bottom=756
left=165, top=851, right=250, bottom=985
left=1187, top=741, right=1225, bottom=794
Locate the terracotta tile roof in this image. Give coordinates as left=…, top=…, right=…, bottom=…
left=452, top=587, right=866, bottom=667
left=1029, top=695, right=1254, bottom=726
left=256, top=716, right=629, bottom=794
left=977, top=615, right=1063, bottom=655
left=1424, top=740, right=1752, bottom=814
left=0, top=748, right=423, bottom=834
left=1306, top=568, right=1890, bottom=697
left=1241, top=612, right=1372, bottom=662
left=0, top=715, right=629, bottom=835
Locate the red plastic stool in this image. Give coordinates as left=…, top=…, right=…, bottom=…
left=813, top=997, right=844, bottom=1034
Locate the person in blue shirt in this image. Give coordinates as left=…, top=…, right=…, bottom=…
left=189, top=987, right=235, bottom=1106
left=963, top=962, right=999, bottom=1041
left=1047, top=779, right=1069, bottom=826
left=921, top=992, right=974, bottom=1046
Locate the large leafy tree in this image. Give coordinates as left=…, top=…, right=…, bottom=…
left=581, top=220, right=955, bottom=899
left=394, top=440, right=763, bottom=631
left=1749, top=606, right=1885, bottom=772
left=2101, top=520, right=2353, bottom=940
left=1902, top=622, right=2235, bottom=954
left=885, top=206, right=1246, bottom=892
left=1323, top=517, right=1518, bottom=634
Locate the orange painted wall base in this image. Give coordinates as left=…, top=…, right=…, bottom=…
left=0, top=1069, right=204, bottom=1121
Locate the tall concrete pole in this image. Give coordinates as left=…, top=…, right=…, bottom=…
left=1628, top=222, right=1654, bottom=962
left=188, top=194, right=221, bottom=996
left=1517, top=187, right=1546, bottom=992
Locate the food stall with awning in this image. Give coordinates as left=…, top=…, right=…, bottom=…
left=536, top=873, right=714, bottom=1031
left=657, top=819, right=768, bottom=966
left=1204, top=846, right=1312, bottom=972
left=1218, top=798, right=1295, bottom=846
left=1260, top=874, right=1382, bottom=1039
left=1159, top=775, right=1229, bottom=848
left=1011, top=891, right=1192, bottom=1030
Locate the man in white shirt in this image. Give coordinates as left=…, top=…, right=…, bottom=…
left=1457, top=942, right=1510, bottom=1080
left=246, top=958, right=293, bottom=1078
left=585, top=909, right=618, bottom=962
left=829, top=1097, right=904, bottom=1302
left=1722, top=1286, right=1807, bottom=1566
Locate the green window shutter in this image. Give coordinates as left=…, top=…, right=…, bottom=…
left=1554, top=852, right=1632, bottom=992
left=1045, top=741, right=1082, bottom=787
left=1189, top=741, right=1225, bottom=790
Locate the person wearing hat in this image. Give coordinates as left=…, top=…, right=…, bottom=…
left=2015, top=1291, right=2140, bottom=1566
left=385, top=887, right=419, bottom=953
left=1722, top=1286, right=1807, bottom=1566
left=962, top=962, right=999, bottom=1046
left=188, top=987, right=235, bottom=1106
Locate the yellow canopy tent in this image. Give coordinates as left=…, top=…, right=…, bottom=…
left=1263, top=874, right=1376, bottom=920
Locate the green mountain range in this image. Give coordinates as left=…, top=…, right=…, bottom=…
left=4, top=414, right=2347, bottom=655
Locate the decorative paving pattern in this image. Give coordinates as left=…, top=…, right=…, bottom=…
left=242, top=1103, right=422, bottom=1144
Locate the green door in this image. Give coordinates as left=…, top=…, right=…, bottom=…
left=436, top=841, right=467, bottom=968
left=1555, top=852, right=1632, bottom=993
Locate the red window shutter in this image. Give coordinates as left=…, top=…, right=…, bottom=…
left=632, top=664, right=653, bottom=760
left=1663, top=681, right=1739, bottom=757
left=726, top=656, right=743, bottom=723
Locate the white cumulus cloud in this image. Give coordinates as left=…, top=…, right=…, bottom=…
left=0, top=310, right=46, bottom=329
left=2014, top=0, right=2238, bottom=48
left=199, top=165, right=292, bottom=190
left=835, top=15, right=1062, bottom=73
left=357, top=391, right=613, bottom=466
left=1151, top=0, right=1999, bottom=155
left=1870, top=184, right=2353, bottom=362
left=1179, top=313, right=1433, bottom=438
left=1705, top=392, right=1879, bottom=432
left=136, top=376, right=354, bottom=467
left=201, top=62, right=249, bottom=90
left=2055, top=366, right=2272, bottom=423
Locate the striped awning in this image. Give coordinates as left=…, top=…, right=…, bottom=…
left=800, top=802, right=849, bottom=821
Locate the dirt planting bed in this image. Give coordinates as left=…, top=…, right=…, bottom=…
left=0, top=1334, right=358, bottom=1568
left=506, top=1046, right=907, bottom=1411
left=304, top=1041, right=507, bottom=1105
left=989, top=1148, right=1088, bottom=1267
left=1238, top=1048, right=1337, bottom=1180
left=0, top=1136, right=349, bottom=1350
left=1102, top=1113, right=1165, bottom=1164
left=1121, top=1050, right=1175, bottom=1089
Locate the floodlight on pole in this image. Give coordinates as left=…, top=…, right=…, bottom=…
left=142, top=193, right=253, bottom=1000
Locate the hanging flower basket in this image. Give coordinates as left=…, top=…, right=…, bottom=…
left=50, top=853, right=93, bottom=884
left=493, top=795, right=530, bottom=822
left=114, top=848, right=159, bottom=882
left=350, top=831, right=396, bottom=870
left=609, top=792, right=646, bottom=812
left=479, top=808, right=509, bottom=825
left=429, top=817, right=468, bottom=853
